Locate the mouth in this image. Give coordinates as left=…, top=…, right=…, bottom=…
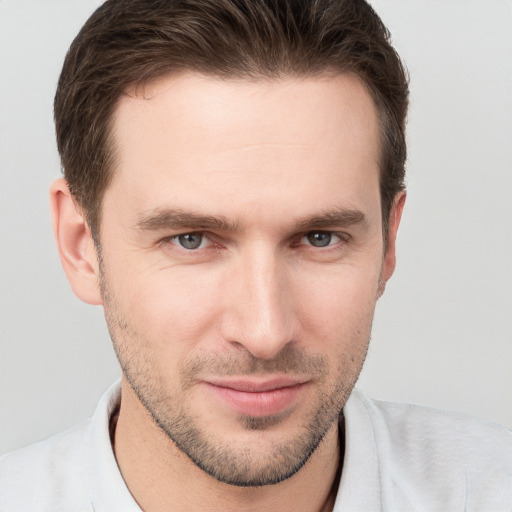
left=202, top=377, right=309, bottom=417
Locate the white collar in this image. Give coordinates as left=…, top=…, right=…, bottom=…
left=85, top=381, right=141, bottom=511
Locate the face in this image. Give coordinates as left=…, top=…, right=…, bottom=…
left=98, top=72, right=389, bottom=486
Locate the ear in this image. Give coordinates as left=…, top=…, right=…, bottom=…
left=50, top=178, right=103, bottom=305
left=380, top=191, right=406, bottom=289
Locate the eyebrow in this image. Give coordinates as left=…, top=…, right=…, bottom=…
left=135, top=207, right=366, bottom=232
left=294, top=208, right=366, bottom=231
left=136, top=209, right=239, bottom=232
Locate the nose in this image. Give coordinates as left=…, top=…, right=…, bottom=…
left=219, top=247, right=295, bottom=360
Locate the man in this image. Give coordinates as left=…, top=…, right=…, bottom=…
left=0, top=0, right=510, bottom=510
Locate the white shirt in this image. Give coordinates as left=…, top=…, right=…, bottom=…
left=1, top=381, right=511, bottom=511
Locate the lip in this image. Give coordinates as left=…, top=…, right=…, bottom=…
left=203, top=377, right=308, bottom=417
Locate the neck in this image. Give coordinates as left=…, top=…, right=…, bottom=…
left=113, top=379, right=342, bottom=512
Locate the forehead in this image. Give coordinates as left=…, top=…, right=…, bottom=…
left=115, top=71, right=379, bottom=157
left=105, top=72, right=381, bottom=229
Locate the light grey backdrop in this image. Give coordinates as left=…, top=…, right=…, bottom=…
left=1, top=0, right=511, bottom=456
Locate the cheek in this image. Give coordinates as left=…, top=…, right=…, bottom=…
left=111, top=265, right=225, bottom=346
left=293, top=264, right=379, bottom=343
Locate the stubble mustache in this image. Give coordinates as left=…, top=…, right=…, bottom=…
left=180, top=344, right=329, bottom=389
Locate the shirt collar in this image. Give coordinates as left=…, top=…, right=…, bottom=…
left=84, top=380, right=141, bottom=511
left=333, top=389, right=382, bottom=511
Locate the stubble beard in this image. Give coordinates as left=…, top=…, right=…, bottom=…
left=101, top=275, right=371, bottom=487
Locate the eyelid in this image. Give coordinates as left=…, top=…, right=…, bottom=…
left=160, top=231, right=213, bottom=250
left=298, top=230, right=350, bottom=247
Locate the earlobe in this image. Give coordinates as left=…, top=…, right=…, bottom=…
left=380, top=191, right=406, bottom=289
left=50, top=178, right=103, bottom=305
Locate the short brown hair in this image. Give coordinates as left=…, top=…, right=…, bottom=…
left=55, top=0, right=409, bottom=240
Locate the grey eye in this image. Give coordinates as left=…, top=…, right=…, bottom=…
left=306, top=231, right=332, bottom=247
left=177, top=233, right=204, bottom=249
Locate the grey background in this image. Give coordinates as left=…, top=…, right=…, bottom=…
left=1, top=0, right=511, bottom=456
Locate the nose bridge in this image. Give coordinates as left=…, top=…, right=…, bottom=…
left=222, top=242, right=294, bottom=359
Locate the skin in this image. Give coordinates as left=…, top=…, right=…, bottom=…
left=51, top=72, right=405, bottom=512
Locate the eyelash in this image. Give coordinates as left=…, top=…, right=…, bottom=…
left=297, top=231, right=348, bottom=248
left=162, top=230, right=349, bottom=252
